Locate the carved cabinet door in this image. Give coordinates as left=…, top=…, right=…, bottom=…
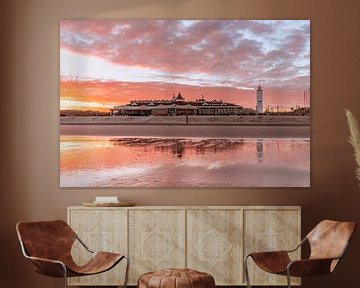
left=187, top=209, right=243, bottom=285
left=243, top=209, right=301, bottom=286
left=68, top=208, right=128, bottom=286
left=128, top=209, right=186, bottom=284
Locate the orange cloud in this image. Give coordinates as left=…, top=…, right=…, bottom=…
left=60, top=79, right=307, bottom=111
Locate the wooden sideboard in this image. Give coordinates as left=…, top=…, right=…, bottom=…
left=67, top=206, right=301, bottom=286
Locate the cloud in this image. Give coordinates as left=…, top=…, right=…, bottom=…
left=60, top=20, right=310, bottom=109
left=61, top=20, right=308, bottom=74
left=60, top=78, right=306, bottom=111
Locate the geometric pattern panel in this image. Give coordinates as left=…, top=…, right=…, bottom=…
left=244, top=209, right=301, bottom=286
left=187, top=209, right=243, bottom=285
left=138, top=227, right=175, bottom=265
left=194, top=227, right=232, bottom=265
left=128, top=209, right=186, bottom=284
left=68, top=208, right=127, bottom=286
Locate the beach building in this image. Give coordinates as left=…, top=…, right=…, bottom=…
left=256, top=83, right=263, bottom=113
left=110, top=93, right=244, bottom=116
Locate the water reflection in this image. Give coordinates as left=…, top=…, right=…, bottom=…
left=109, top=138, right=246, bottom=158
left=256, top=139, right=264, bottom=163
left=60, top=136, right=310, bottom=187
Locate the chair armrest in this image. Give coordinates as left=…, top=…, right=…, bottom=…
left=25, top=255, right=65, bottom=265
left=76, top=236, right=94, bottom=253
left=246, top=251, right=292, bottom=274
left=287, top=258, right=336, bottom=277
left=245, top=237, right=306, bottom=259
left=19, top=240, right=67, bottom=277
left=286, top=237, right=307, bottom=253
left=25, top=255, right=67, bottom=278
left=247, top=250, right=291, bottom=261
left=248, top=250, right=289, bottom=256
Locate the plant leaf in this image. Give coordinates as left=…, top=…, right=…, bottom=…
left=345, top=109, right=360, bottom=186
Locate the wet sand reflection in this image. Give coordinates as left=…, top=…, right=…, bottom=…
left=60, top=136, right=310, bottom=187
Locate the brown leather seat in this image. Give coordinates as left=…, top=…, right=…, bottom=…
left=138, top=268, right=215, bottom=288
left=16, top=220, right=129, bottom=288
left=244, top=220, right=356, bottom=288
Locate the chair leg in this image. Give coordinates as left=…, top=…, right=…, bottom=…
left=123, top=255, right=130, bottom=288
left=286, top=269, right=291, bottom=288
left=62, top=264, right=68, bottom=288
left=244, top=255, right=252, bottom=288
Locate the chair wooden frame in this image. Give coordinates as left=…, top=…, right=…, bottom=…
left=243, top=220, right=356, bottom=288
left=16, top=220, right=129, bottom=288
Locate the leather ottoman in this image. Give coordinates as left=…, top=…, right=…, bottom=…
left=138, top=268, right=215, bottom=288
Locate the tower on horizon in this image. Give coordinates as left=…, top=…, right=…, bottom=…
left=256, top=82, right=263, bottom=113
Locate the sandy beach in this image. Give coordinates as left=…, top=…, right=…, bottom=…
left=60, top=115, right=310, bottom=138
left=60, top=115, right=310, bottom=126
left=60, top=124, right=309, bottom=138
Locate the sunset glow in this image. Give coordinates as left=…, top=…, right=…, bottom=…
left=60, top=20, right=310, bottom=111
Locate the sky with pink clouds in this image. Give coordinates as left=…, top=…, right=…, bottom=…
left=60, top=20, right=310, bottom=111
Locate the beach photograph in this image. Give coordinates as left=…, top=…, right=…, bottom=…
left=60, top=20, right=310, bottom=187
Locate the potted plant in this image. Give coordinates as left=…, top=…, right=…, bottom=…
left=345, top=109, right=360, bottom=185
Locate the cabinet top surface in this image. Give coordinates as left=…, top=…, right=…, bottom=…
left=68, top=205, right=301, bottom=210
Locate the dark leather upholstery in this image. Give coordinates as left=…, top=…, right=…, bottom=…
left=138, top=269, right=215, bottom=288
left=248, top=220, right=356, bottom=277
left=16, top=220, right=125, bottom=278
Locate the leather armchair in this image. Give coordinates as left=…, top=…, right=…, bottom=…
left=16, top=220, right=129, bottom=288
left=244, top=220, right=356, bottom=288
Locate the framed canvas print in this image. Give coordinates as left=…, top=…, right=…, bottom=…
left=60, top=20, right=310, bottom=187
